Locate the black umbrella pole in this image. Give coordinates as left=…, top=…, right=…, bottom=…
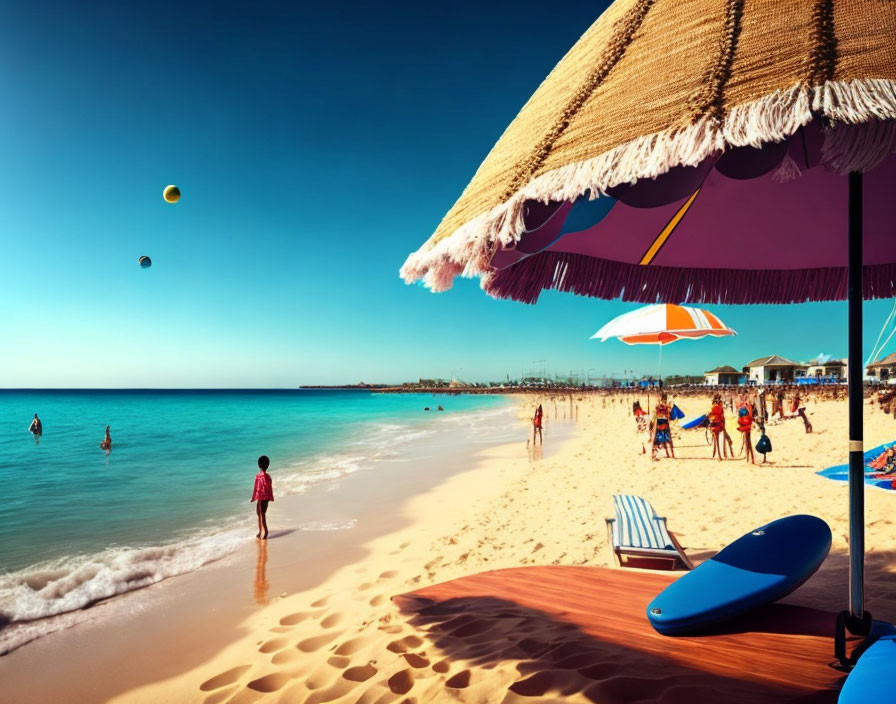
left=846, top=171, right=869, bottom=634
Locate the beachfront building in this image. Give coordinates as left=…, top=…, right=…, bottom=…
left=703, top=365, right=740, bottom=386
left=868, top=353, right=896, bottom=382
left=743, top=355, right=808, bottom=384
left=805, top=358, right=848, bottom=382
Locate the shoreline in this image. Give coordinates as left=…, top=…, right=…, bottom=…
left=0, top=394, right=573, bottom=703
left=0, top=392, right=510, bottom=649
left=103, top=393, right=896, bottom=703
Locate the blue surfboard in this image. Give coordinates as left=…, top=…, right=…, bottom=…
left=838, top=621, right=896, bottom=703
left=646, top=515, right=831, bottom=635
left=681, top=414, right=707, bottom=430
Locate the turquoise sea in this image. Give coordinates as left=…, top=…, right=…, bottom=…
left=0, top=389, right=509, bottom=652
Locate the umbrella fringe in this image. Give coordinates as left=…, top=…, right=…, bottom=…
left=480, top=250, right=896, bottom=306
left=401, top=78, right=896, bottom=294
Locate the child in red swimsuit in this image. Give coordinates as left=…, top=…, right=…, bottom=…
left=251, top=455, right=274, bottom=539
left=736, top=403, right=755, bottom=464
left=532, top=404, right=543, bottom=445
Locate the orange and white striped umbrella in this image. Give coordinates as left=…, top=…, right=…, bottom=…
left=591, top=303, right=736, bottom=346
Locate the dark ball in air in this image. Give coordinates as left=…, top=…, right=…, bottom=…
left=163, top=185, right=180, bottom=203
left=138, top=256, right=152, bottom=269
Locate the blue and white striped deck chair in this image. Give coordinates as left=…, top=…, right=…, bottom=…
left=605, top=494, right=693, bottom=570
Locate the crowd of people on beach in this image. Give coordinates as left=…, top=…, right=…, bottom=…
left=871, top=388, right=896, bottom=420
left=599, top=384, right=830, bottom=465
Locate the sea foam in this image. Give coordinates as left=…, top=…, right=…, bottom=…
left=0, top=527, right=244, bottom=654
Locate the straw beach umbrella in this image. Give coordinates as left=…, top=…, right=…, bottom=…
left=592, top=302, right=737, bottom=381
left=402, top=0, right=896, bottom=648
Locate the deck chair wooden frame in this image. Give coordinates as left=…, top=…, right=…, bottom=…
left=605, top=494, right=693, bottom=570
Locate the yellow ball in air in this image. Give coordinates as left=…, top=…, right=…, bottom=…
left=163, top=185, right=181, bottom=203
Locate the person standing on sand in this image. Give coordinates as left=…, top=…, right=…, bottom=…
left=251, top=455, right=274, bottom=539
left=532, top=404, right=543, bottom=445
left=758, top=387, right=768, bottom=423
left=737, top=400, right=755, bottom=464
left=99, top=426, right=112, bottom=451
left=708, top=394, right=735, bottom=460
left=651, top=393, right=674, bottom=460
left=791, top=388, right=802, bottom=415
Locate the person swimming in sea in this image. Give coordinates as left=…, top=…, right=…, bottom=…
left=29, top=414, right=42, bottom=436
left=252, top=455, right=274, bottom=539
left=99, top=425, right=112, bottom=451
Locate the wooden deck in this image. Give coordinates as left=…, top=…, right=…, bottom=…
left=394, top=566, right=857, bottom=702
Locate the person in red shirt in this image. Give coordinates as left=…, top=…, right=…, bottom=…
left=251, top=455, right=274, bottom=539
left=736, top=401, right=755, bottom=464
left=532, top=404, right=543, bottom=445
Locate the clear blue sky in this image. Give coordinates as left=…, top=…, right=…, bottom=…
left=0, top=0, right=892, bottom=387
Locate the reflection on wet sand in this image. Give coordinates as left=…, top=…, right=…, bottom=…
left=254, top=539, right=269, bottom=605
left=528, top=443, right=543, bottom=462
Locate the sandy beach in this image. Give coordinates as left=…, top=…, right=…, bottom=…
left=11, top=390, right=877, bottom=704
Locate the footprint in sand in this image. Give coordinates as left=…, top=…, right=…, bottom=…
left=203, top=686, right=239, bottom=704
left=403, top=653, right=430, bottom=668
left=297, top=631, right=342, bottom=653
left=334, top=636, right=372, bottom=656
left=199, top=665, right=251, bottom=691
left=357, top=582, right=374, bottom=591
left=246, top=672, right=291, bottom=693
left=271, top=649, right=303, bottom=665
left=508, top=670, right=561, bottom=696
left=320, top=612, right=343, bottom=629
left=445, top=670, right=472, bottom=689
left=305, top=662, right=340, bottom=691
left=280, top=612, right=311, bottom=626
left=386, top=635, right=425, bottom=653
left=327, top=655, right=351, bottom=668
left=432, top=659, right=451, bottom=674
left=258, top=637, right=289, bottom=653
left=369, top=594, right=387, bottom=607
left=310, top=596, right=331, bottom=608
left=378, top=570, right=399, bottom=580
left=399, top=541, right=411, bottom=549
left=269, top=626, right=292, bottom=634
left=343, top=664, right=378, bottom=682
left=387, top=669, right=415, bottom=695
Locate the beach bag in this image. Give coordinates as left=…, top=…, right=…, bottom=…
left=670, top=404, right=685, bottom=420
left=756, top=434, right=772, bottom=454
